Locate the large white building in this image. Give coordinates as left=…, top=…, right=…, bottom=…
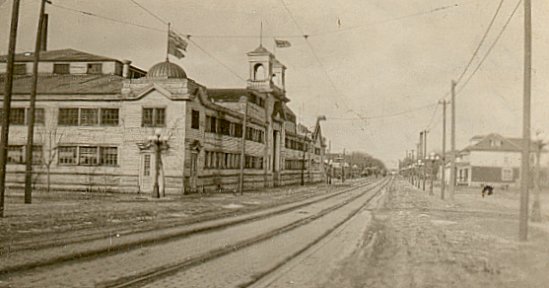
left=0, top=47, right=327, bottom=194
left=445, top=133, right=548, bottom=187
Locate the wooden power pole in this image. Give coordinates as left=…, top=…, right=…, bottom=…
left=24, top=0, right=48, bottom=204
left=0, top=0, right=23, bottom=218
left=439, top=99, right=448, bottom=200
left=239, top=97, right=249, bottom=195
left=449, top=80, right=457, bottom=200
left=519, top=0, right=532, bottom=242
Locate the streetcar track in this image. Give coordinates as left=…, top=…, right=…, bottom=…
left=0, top=179, right=375, bottom=276
left=99, top=178, right=391, bottom=288
left=6, top=183, right=365, bottom=252
left=242, top=178, right=393, bottom=288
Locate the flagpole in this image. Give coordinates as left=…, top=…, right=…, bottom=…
left=166, top=22, right=170, bottom=61
left=273, top=38, right=276, bottom=55
left=260, top=20, right=263, bottom=47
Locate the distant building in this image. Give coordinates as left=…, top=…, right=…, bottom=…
left=444, top=133, right=548, bottom=187
left=0, top=46, right=327, bottom=194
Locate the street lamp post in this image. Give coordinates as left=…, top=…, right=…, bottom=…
left=417, top=160, right=423, bottom=189
left=428, top=152, right=440, bottom=196
left=531, top=131, right=546, bottom=222
left=148, top=129, right=168, bottom=198
left=301, top=136, right=307, bottom=186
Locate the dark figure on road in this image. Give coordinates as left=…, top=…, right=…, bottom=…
left=481, top=185, right=494, bottom=198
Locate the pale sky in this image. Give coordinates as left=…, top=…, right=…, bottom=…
left=1, top=0, right=549, bottom=169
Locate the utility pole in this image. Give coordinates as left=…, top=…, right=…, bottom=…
left=24, top=0, right=48, bottom=204
left=439, top=99, right=448, bottom=200
left=411, top=149, right=415, bottom=186
left=0, top=0, right=23, bottom=218
left=342, top=148, right=346, bottom=183
left=239, top=97, right=249, bottom=195
left=449, top=80, right=457, bottom=200
left=423, top=130, right=428, bottom=191
left=519, top=0, right=532, bottom=241
left=301, top=134, right=306, bottom=186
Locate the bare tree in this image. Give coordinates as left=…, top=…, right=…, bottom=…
left=37, top=127, right=64, bottom=193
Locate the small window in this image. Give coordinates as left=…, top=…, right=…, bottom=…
left=53, top=63, right=70, bottom=74
left=502, top=167, right=513, bottom=181
left=87, top=63, right=102, bottom=74
left=142, top=108, right=165, bottom=127
left=58, top=108, right=79, bottom=125
left=142, top=108, right=154, bottom=127
left=80, top=108, right=99, bottom=126
left=191, top=110, right=199, bottom=129
left=209, top=116, right=217, bottom=133
left=58, top=146, right=77, bottom=165
left=79, top=146, right=98, bottom=166
left=10, top=108, right=26, bottom=125
left=7, top=145, right=24, bottom=164
left=219, top=119, right=231, bottom=136
left=100, top=147, right=118, bottom=166
left=101, top=108, right=119, bottom=126
left=32, top=145, right=43, bottom=165
left=27, top=108, right=45, bottom=125
left=155, top=108, right=165, bottom=126
left=143, top=154, right=151, bottom=175
left=14, top=63, right=27, bottom=75
left=234, top=123, right=243, bottom=137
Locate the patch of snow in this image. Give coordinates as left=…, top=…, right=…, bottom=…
left=431, top=219, right=457, bottom=226
left=221, top=203, right=244, bottom=209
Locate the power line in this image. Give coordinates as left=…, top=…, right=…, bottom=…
left=50, top=3, right=165, bottom=33
left=425, top=103, right=439, bottom=130
left=456, top=0, right=522, bottom=95
left=52, top=1, right=247, bottom=82
left=126, top=2, right=247, bottom=82
left=128, top=0, right=167, bottom=25
left=186, top=36, right=246, bottom=82
left=322, top=102, right=437, bottom=121
left=311, top=3, right=463, bottom=37
left=277, top=0, right=365, bottom=124
left=455, top=0, right=505, bottom=84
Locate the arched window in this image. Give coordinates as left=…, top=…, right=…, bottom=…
left=254, top=63, right=265, bottom=80
left=271, top=73, right=279, bottom=85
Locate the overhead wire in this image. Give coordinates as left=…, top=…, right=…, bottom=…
left=325, top=102, right=437, bottom=121
left=65, top=0, right=249, bottom=83
left=49, top=3, right=165, bottom=33
left=277, top=0, right=366, bottom=124
left=456, top=0, right=522, bottom=95
left=128, top=0, right=168, bottom=25
left=185, top=36, right=247, bottom=82
left=455, top=0, right=505, bottom=84
left=310, top=3, right=462, bottom=37
left=425, top=103, right=439, bottom=131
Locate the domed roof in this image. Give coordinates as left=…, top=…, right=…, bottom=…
left=146, top=60, right=187, bottom=79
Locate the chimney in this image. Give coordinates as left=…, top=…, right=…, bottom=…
left=122, top=60, right=132, bottom=78
left=40, top=14, right=48, bottom=51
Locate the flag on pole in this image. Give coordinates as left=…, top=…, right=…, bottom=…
left=274, top=39, right=291, bottom=48
left=168, top=30, right=188, bottom=59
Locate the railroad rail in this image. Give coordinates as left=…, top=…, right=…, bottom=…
left=99, top=177, right=393, bottom=288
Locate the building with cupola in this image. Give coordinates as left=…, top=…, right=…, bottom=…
left=0, top=46, right=327, bottom=194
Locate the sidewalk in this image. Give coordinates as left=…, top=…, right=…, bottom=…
left=0, top=179, right=363, bottom=274
left=323, top=179, right=549, bottom=288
